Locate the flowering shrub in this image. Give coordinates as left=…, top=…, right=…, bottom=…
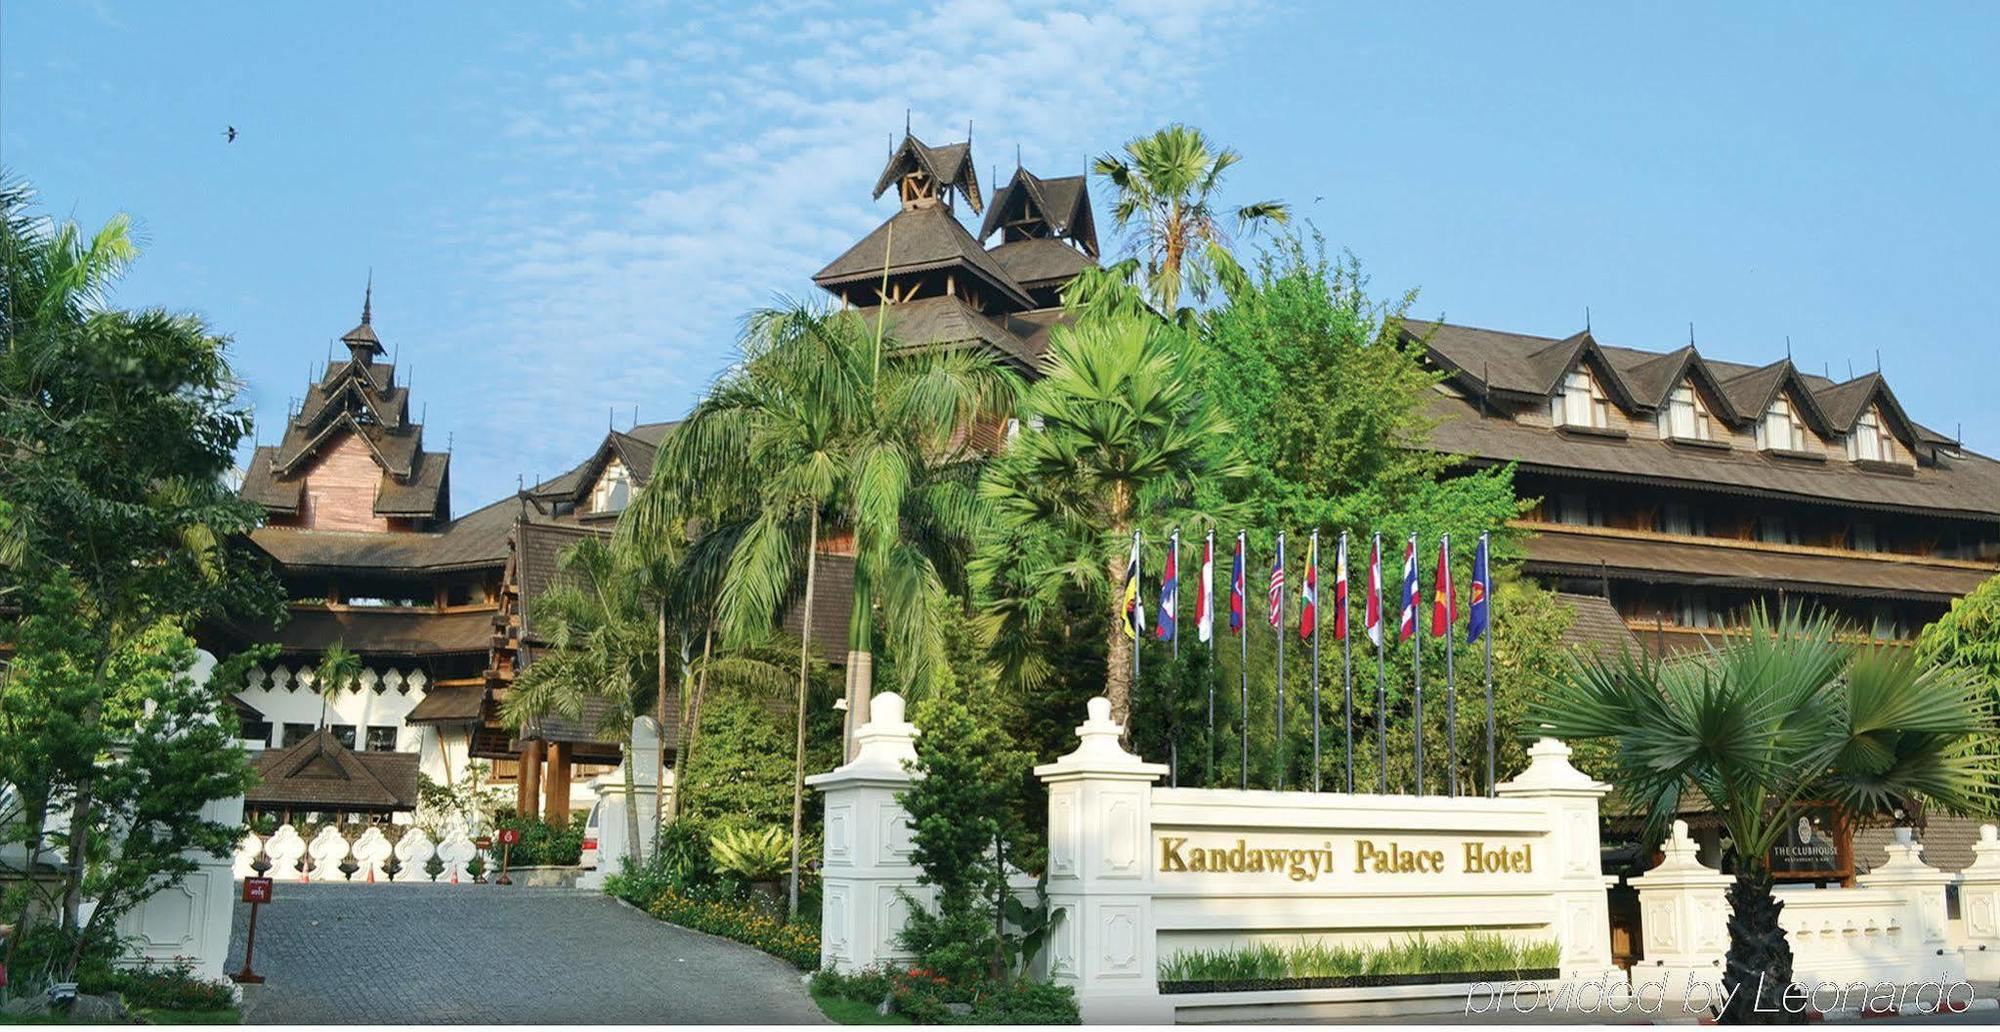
left=87, top=959, right=237, bottom=1013
left=646, top=890, right=820, bottom=969
left=811, top=963, right=1078, bottom=1024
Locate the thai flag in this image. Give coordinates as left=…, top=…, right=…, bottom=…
left=1467, top=533, right=1491, bottom=645
left=1229, top=532, right=1246, bottom=633
left=1399, top=534, right=1420, bottom=642
left=1365, top=534, right=1384, bottom=647
left=1299, top=533, right=1318, bottom=640
left=1431, top=533, right=1457, bottom=637
left=1334, top=533, right=1349, bottom=641
left=1267, top=533, right=1286, bottom=628
left=1196, top=531, right=1215, bottom=644
left=1156, top=532, right=1179, bottom=641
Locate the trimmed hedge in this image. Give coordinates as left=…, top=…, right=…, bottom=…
left=646, top=890, right=820, bottom=969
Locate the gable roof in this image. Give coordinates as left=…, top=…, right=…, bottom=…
left=849, top=295, right=1041, bottom=370
left=246, top=729, right=419, bottom=812
left=873, top=134, right=983, bottom=214
left=987, top=237, right=1096, bottom=289
left=979, top=167, right=1099, bottom=256
left=813, top=204, right=1034, bottom=311
left=1715, top=359, right=1834, bottom=435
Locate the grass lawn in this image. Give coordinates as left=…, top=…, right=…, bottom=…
left=810, top=986, right=911, bottom=1026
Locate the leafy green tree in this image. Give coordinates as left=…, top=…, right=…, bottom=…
left=679, top=659, right=841, bottom=834
left=631, top=300, right=1016, bottom=916
left=0, top=179, right=279, bottom=977
left=312, top=642, right=361, bottom=729
left=1530, top=610, right=1997, bottom=1023
left=1916, top=574, right=2000, bottom=755
left=1092, top=123, right=1289, bottom=313
left=975, top=311, right=1248, bottom=727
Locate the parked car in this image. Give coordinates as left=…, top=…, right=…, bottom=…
left=578, top=798, right=603, bottom=870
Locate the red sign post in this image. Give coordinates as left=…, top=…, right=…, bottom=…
left=232, top=878, right=273, bottom=984
left=496, top=827, right=520, bottom=886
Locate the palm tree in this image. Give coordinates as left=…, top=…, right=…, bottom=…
left=975, top=311, right=1246, bottom=726
left=1530, top=609, right=1997, bottom=1024
left=501, top=536, right=654, bottom=862
left=1092, top=123, right=1289, bottom=314
left=628, top=300, right=1016, bottom=916
left=313, top=643, right=362, bottom=732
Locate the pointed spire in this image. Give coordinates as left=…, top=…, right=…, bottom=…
left=340, top=273, right=384, bottom=359
left=361, top=269, right=373, bottom=326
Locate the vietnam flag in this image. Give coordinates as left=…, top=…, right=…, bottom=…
left=1431, top=533, right=1457, bottom=637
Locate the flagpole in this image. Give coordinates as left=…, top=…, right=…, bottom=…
left=1238, top=530, right=1249, bottom=791
left=1310, top=529, right=1322, bottom=793
left=1133, top=529, right=1142, bottom=690
left=1206, top=529, right=1216, bottom=787
left=1274, top=531, right=1286, bottom=792
left=1411, top=533, right=1425, bottom=797
left=1168, top=528, right=1180, bottom=788
left=1482, top=532, right=1497, bottom=798
left=1373, top=533, right=1388, bottom=795
left=1341, top=532, right=1354, bottom=794
left=1443, top=533, right=1458, bottom=799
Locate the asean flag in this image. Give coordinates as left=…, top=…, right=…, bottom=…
left=1467, top=533, right=1492, bottom=645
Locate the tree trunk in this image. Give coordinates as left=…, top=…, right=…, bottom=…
left=60, top=638, right=115, bottom=977
left=788, top=509, right=822, bottom=919
left=672, top=624, right=712, bottom=819
left=1720, top=868, right=1803, bottom=1024
left=653, top=600, right=668, bottom=858
left=621, top=732, right=642, bottom=871
left=1105, top=546, right=1133, bottom=727
left=843, top=563, right=874, bottom=762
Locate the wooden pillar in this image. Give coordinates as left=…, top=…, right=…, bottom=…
left=546, top=741, right=573, bottom=824
left=517, top=740, right=543, bottom=819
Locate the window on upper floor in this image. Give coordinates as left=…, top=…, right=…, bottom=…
left=1755, top=396, right=1807, bottom=452
left=1551, top=369, right=1611, bottom=430
left=282, top=722, right=316, bottom=747
left=366, top=725, right=400, bottom=752
left=1756, top=513, right=1799, bottom=545
left=1549, top=492, right=1604, bottom=527
left=1848, top=520, right=1878, bottom=552
left=1657, top=383, right=1713, bottom=441
left=1657, top=502, right=1707, bottom=537
left=1847, top=407, right=1898, bottom=464
left=591, top=460, right=632, bottom=514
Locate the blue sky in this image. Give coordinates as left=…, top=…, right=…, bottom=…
left=7, top=1, right=1999, bottom=510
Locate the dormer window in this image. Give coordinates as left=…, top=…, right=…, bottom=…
left=1657, top=383, right=1713, bottom=441
left=591, top=460, right=632, bottom=514
left=1847, top=406, right=1898, bottom=464
left=1756, top=396, right=1807, bottom=452
left=1551, top=369, right=1611, bottom=430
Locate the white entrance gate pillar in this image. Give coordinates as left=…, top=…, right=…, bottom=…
left=806, top=691, right=926, bottom=972
left=1857, top=827, right=1962, bottom=982
left=1034, top=697, right=1171, bottom=1024
left=1495, top=738, right=1616, bottom=978
left=1956, top=825, right=2000, bottom=980
left=1629, top=819, right=1734, bottom=1004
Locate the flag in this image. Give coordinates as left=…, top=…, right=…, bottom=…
left=1365, top=534, right=1384, bottom=647
left=1398, top=534, right=1419, bottom=642
left=1268, top=534, right=1286, bottom=627
left=1122, top=533, right=1145, bottom=639
left=1467, top=534, right=1491, bottom=645
left=1156, top=532, right=1179, bottom=641
left=1333, top=533, right=1350, bottom=641
left=1299, top=533, right=1319, bottom=640
left=1431, top=533, right=1457, bottom=637
left=1229, top=533, right=1246, bottom=633
left=1196, top=532, right=1215, bottom=643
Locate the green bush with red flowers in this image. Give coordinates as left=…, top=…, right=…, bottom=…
left=811, top=964, right=1078, bottom=1024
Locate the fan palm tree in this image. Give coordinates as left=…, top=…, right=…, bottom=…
left=313, top=643, right=362, bottom=732
left=1530, top=609, right=1997, bottom=1024
left=501, top=536, right=654, bottom=862
left=1092, top=123, right=1289, bottom=314
left=975, top=311, right=1246, bottom=726
left=628, top=299, right=1016, bottom=916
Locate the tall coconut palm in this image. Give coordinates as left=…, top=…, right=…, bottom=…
left=313, top=643, right=362, bottom=731
left=975, top=311, right=1246, bottom=726
left=628, top=299, right=1015, bottom=916
left=1092, top=123, right=1289, bottom=314
left=501, top=536, right=654, bottom=863
left=1530, top=609, right=1997, bottom=1024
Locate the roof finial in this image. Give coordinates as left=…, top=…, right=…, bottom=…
left=1786, top=335, right=1792, bottom=360
left=1689, top=322, right=1695, bottom=348
left=362, top=269, right=373, bottom=326
left=905, top=108, right=911, bottom=136
left=1016, top=143, right=1022, bottom=170
left=966, top=118, right=972, bottom=148
left=1584, top=306, right=1590, bottom=333
left=1875, top=348, right=1881, bottom=373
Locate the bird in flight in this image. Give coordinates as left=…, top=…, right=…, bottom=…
left=224, top=126, right=237, bottom=143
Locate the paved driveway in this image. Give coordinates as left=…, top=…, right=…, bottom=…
left=225, top=883, right=826, bottom=1024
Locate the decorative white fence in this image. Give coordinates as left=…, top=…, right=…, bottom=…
left=233, top=821, right=489, bottom=883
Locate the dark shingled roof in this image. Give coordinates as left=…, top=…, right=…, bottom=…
left=374, top=450, right=450, bottom=517
left=1523, top=525, right=1993, bottom=603
left=979, top=168, right=1098, bottom=257
left=264, top=606, right=495, bottom=656
left=1427, top=392, right=2000, bottom=519
left=849, top=296, right=1040, bottom=370
left=872, top=134, right=983, bottom=214
left=406, top=683, right=485, bottom=723
left=246, top=729, right=418, bottom=812
left=528, top=421, right=676, bottom=506
left=239, top=446, right=304, bottom=514
left=247, top=493, right=518, bottom=572
left=813, top=204, right=1033, bottom=311
left=1554, top=591, right=1641, bottom=656
left=988, top=237, right=1095, bottom=288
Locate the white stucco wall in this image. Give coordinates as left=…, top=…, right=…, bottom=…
left=234, top=663, right=470, bottom=785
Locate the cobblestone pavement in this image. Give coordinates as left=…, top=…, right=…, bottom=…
left=225, top=882, right=827, bottom=1024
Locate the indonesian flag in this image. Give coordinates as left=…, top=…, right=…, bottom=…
left=1267, top=533, right=1286, bottom=628
left=1334, top=533, right=1350, bottom=641
left=1196, top=531, right=1215, bottom=644
left=1431, top=533, right=1457, bottom=637
left=1299, top=533, right=1318, bottom=640
left=1399, top=534, right=1420, bottom=642
left=1156, top=531, right=1179, bottom=641
left=1229, top=532, right=1246, bottom=634
left=1365, top=534, right=1384, bottom=647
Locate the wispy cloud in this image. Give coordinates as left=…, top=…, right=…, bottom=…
left=431, top=0, right=1246, bottom=504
